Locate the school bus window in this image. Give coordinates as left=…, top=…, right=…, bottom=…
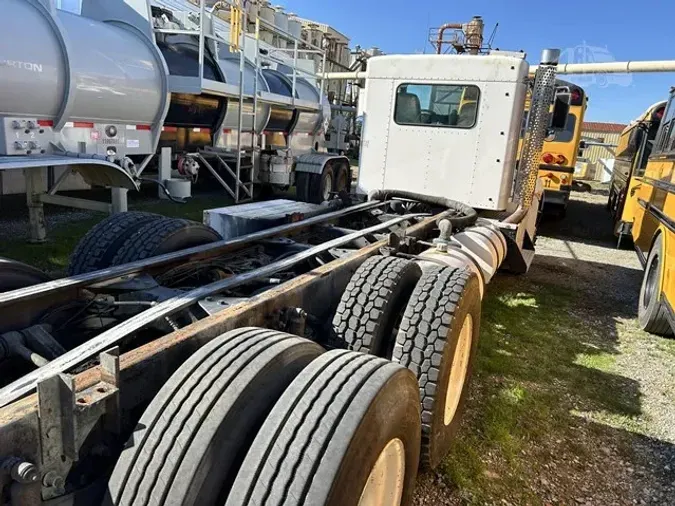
left=656, top=100, right=675, bottom=153
left=394, top=84, right=480, bottom=128
left=550, top=114, right=577, bottom=143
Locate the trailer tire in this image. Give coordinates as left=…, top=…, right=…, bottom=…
left=106, top=327, right=323, bottom=506
left=638, top=235, right=673, bottom=336
left=295, top=171, right=311, bottom=202
left=334, top=162, right=350, bottom=194
left=226, top=350, right=421, bottom=506
left=67, top=212, right=162, bottom=275
left=332, top=256, right=422, bottom=358
left=393, top=266, right=481, bottom=470
left=0, top=257, right=50, bottom=292
left=111, top=217, right=222, bottom=265
left=297, top=165, right=335, bottom=204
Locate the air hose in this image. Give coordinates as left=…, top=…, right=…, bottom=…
left=368, top=189, right=478, bottom=229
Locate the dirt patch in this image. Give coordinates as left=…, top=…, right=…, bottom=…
left=414, top=186, right=675, bottom=505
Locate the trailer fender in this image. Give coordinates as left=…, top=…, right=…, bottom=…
left=294, top=153, right=349, bottom=175
left=0, top=155, right=139, bottom=190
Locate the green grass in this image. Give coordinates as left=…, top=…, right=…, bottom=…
left=0, top=194, right=232, bottom=274
left=440, top=276, right=641, bottom=504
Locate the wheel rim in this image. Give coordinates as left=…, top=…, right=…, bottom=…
left=444, top=314, right=473, bottom=426
left=322, top=173, right=333, bottom=201
left=644, top=255, right=659, bottom=309
left=358, top=438, right=406, bottom=506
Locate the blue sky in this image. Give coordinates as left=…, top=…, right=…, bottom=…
left=282, top=0, right=674, bottom=124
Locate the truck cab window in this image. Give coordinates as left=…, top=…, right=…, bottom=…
left=395, top=84, right=480, bottom=128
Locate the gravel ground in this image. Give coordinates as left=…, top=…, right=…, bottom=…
left=414, top=186, right=675, bottom=505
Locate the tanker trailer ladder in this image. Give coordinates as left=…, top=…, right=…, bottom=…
left=152, top=0, right=333, bottom=203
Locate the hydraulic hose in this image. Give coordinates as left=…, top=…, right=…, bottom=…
left=368, top=189, right=478, bottom=229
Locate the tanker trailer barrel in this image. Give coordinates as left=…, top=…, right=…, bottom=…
left=0, top=0, right=169, bottom=187
left=0, top=0, right=168, bottom=152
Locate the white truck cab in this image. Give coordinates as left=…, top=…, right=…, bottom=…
left=357, top=52, right=529, bottom=211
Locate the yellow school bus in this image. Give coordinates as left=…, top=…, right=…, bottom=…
left=521, top=80, right=588, bottom=215
left=608, top=101, right=666, bottom=242
left=620, top=88, right=675, bottom=336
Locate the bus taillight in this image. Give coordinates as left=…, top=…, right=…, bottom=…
left=555, top=154, right=568, bottom=165
left=542, top=153, right=555, bottom=164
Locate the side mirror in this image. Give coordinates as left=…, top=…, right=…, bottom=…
left=550, top=91, right=571, bottom=130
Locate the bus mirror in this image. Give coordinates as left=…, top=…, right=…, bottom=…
left=551, top=92, right=571, bottom=130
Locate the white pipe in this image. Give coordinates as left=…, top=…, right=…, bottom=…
left=319, top=60, right=675, bottom=81
left=319, top=70, right=366, bottom=80
left=530, top=60, right=675, bottom=76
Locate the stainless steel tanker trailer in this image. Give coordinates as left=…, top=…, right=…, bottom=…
left=0, top=0, right=346, bottom=242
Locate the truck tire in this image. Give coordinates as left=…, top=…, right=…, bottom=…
left=111, top=217, right=222, bottom=265
left=393, top=266, right=481, bottom=469
left=226, top=350, right=421, bottom=506
left=0, top=257, right=50, bottom=292
left=638, top=235, right=673, bottom=336
left=296, top=165, right=334, bottom=204
left=332, top=256, right=422, bottom=358
left=67, top=212, right=162, bottom=275
left=106, top=328, right=323, bottom=506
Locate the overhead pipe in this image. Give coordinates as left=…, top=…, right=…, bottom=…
left=435, top=22, right=462, bottom=54
left=320, top=60, right=675, bottom=81
left=529, top=60, right=675, bottom=76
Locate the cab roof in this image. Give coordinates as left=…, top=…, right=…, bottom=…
left=365, top=53, right=530, bottom=83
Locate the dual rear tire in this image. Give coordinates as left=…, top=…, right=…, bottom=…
left=106, top=328, right=422, bottom=506
left=332, top=255, right=482, bottom=470
left=68, top=212, right=222, bottom=274
left=296, top=161, right=350, bottom=204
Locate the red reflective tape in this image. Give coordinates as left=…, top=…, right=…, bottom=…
left=223, top=129, right=232, bottom=134
left=162, top=126, right=178, bottom=132
left=73, top=121, right=94, bottom=128
left=38, top=120, right=54, bottom=127
left=136, top=124, right=152, bottom=131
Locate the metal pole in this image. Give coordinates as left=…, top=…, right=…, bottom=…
left=292, top=39, right=298, bottom=105
left=530, top=60, right=675, bottom=76
left=235, top=5, right=247, bottom=202
left=198, top=0, right=206, bottom=87
left=110, top=188, right=128, bottom=214
left=252, top=15, right=261, bottom=194
left=320, top=40, right=328, bottom=98
left=24, top=168, right=46, bottom=243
